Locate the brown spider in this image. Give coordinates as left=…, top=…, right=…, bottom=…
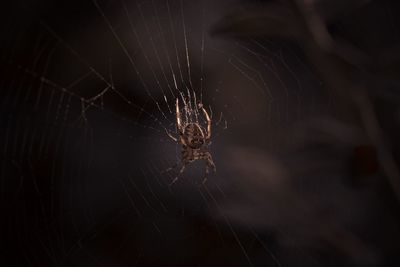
left=165, top=98, right=216, bottom=185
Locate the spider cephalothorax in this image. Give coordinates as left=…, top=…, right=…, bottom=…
left=166, top=98, right=216, bottom=185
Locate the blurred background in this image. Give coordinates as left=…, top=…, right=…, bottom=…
left=1, top=0, right=400, bottom=266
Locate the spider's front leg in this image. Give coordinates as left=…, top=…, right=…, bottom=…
left=176, top=98, right=183, bottom=133
left=176, top=98, right=189, bottom=146
left=198, top=102, right=211, bottom=140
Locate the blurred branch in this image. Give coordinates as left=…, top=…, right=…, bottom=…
left=213, top=0, right=400, bottom=203
left=294, top=0, right=400, bottom=203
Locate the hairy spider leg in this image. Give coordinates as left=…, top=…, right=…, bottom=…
left=165, top=128, right=177, bottom=142
left=176, top=98, right=182, bottom=133
left=161, top=162, right=178, bottom=174
left=176, top=98, right=189, bottom=146
left=199, top=103, right=211, bottom=140
left=169, top=162, right=188, bottom=186
left=202, top=152, right=216, bottom=184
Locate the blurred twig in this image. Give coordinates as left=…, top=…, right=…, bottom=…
left=213, top=0, right=400, bottom=203
left=294, top=0, right=400, bottom=203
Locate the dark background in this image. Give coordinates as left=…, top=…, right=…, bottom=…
left=2, top=0, right=400, bottom=266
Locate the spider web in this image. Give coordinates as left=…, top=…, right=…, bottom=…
left=1, top=0, right=335, bottom=266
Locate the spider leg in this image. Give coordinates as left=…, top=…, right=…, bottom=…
left=169, top=164, right=187, bottom=186
left=176, top=98, right=182, bottom=133
left=207, top=153, right=216, bottom=173
left=202, top=165, right=209, bottom=184
left=169, top=176, right=179, bottom=186
left=161, top=162, right=178, bottom=174
left=199, top=103, right=211, bottom=140
left=176, top=98, right=189, bottom=146
left=165, top=129, right=177, bottom=142
left=202, top=152, right=216, bottom=184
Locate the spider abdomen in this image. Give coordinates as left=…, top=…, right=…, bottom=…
left=183, top=123, right=205, bottom=149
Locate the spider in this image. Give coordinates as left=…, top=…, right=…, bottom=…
left=165, top=98, right=216, bottom=185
